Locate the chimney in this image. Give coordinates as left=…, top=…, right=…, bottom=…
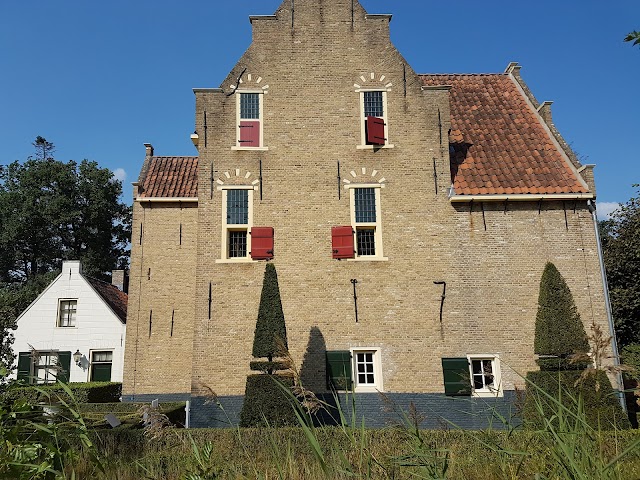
left=111, top=269, right=128, bottom=293
left=537, top=101, right=554, bottom=125
left=144, top=143, right=154, bottom=157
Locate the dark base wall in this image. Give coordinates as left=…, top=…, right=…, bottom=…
left=189, top=391, right=521, bottom=429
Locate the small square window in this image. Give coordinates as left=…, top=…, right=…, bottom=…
left=351, top=348, right=383, bottom=391
left=58, top=300, right=77, bottom=327
left=442, top=355, right=503, bottom=397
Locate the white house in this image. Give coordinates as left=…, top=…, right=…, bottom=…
left=11, top=260, right=127, bottom=384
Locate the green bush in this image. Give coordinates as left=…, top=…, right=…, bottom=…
left=2, top=381, right=121, bottom=405
left=621, top=344, right=640, bottom=381
left=252, top=263, right=288, bottom=361
left=534, top=262, right=590, bottom=370
left=239, top=374, right=297, bottom=427
left=78, top=401, right=186, bottom=427
left=523, top=370, right=630, bottom=430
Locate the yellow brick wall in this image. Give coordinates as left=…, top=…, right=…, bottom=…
left=123, top=201, right=198, bottom=398
left=124, top=0, right=612, bottom=399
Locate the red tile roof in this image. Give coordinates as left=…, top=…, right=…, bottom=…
left=85, top=276, right=128, bottom=323
left=139, top=156, right=198, bottom=198
left=419, top=74, right=588, bottom=196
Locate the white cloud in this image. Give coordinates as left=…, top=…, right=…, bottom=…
left=596, top=202, right=620, bottom=221
left=113, top=168, right=127, bottom=182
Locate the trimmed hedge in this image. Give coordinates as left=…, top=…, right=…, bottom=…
left=252, top=263, right=288, bottom=360
left=534, top=262, right=590, bottom=370
left=239, top=374, right=298, bottom=427
left=523, top=370, right=630, bottom=430
left=1, top=382, right=121, bottom=405
left=78, top=402, right=186, bottom=427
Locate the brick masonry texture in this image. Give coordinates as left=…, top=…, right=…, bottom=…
left=189, top=392, right=520, bottom=430
left=122, top=0, right=615, bottom=427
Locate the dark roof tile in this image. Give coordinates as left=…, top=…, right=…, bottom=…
left=139, top=156, right=198, bottom=198
left=84, top=276, right=128, bottom=323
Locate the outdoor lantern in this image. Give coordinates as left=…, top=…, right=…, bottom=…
left=73, top=349, right=82, bottom=366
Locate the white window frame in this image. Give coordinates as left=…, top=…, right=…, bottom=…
left=467, top=354, right=503, bottom=397
left=232, top=90, right=268, bottom=151
left=57, top=299, right=77, bottom=328
left=350, top=347, right=383, bottom=392
left=346, top=184, right=387, bottom=261
left=217, top=185, right=255, bottom=263
left=33, top=351, right=60, bottom=384
left=356, top=88, right=394, bottom=149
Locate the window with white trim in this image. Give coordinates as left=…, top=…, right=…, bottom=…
left=235, top=91, right=265, bottom=149
left=57, top=299, right=77, bottom=327
left=468, top=355, right=502, bottom=397
left=349, top=186, right=384, bottom=259
left=351, top=348, right=383, bottom=391
left=442, top=355, right=502, bottom=397
left=359, top=89, right=390, bottom=147
left=220, top=187, right=253, bottom=261
left=16, top=351, right=71, bottom=384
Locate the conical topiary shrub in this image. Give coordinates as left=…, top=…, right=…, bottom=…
left=524, top=262, right=629, bottom=429
left=534, top=262, right=590, bottom=370
left=239, top=263, right=297, bottom=427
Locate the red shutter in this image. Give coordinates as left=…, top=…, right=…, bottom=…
left=366, top=116, right=386, bottom=145
left=332, top=226, right=355, bottom=259
left=250, top=227, right=274, bottom=260
left=239, top=120, right=260, bottom=147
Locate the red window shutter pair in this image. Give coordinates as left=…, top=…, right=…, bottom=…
left=250, top=227, right=273, bottom=260
left=239, top=120, right=260, bottom=147
left=366, top=116, right=386, bottom=145
left=332, top=226, right=355, bottom=259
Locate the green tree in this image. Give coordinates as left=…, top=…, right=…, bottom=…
left=240, top=263, right=296, bottom=427
left=0, top=137, right=131, bottom=371
left=601, top=186, right=640, bottom=348
left=624, top=30, right=640, bottom=47
left=534, top=262, right=590, bottom=370
left=0, top=138, right=131, bottom=281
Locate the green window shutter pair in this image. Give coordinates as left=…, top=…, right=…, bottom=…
left=441, top=357, right=472, bottom=396
left=56, top=351, right=71, bottom=383
left=326, top=351, right=353, bottom=390
left=17, top=352, right=31, bottom=381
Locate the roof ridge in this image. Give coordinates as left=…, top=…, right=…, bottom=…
left=418, top=73, right=508, bottom=76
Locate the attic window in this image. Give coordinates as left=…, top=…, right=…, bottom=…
left=233, top=92, right=267, bottom=150
left=358, top=90, right=392, bottom=148
left=57, top=299, right=77, bottom=327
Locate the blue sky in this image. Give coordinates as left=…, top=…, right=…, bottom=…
left=1, top=0, right=638, bottom=218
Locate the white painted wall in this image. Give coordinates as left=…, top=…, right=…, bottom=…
left=10, top=261, right=126, bottom=383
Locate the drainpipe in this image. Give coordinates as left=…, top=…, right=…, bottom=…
left=588, top=200, right=626, bottom=411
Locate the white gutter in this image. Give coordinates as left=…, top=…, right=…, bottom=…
left=449, top=193, right=594, bottom=203
left=135, top=197, right=198, bottom=203
left=589, top=200, right=626, bottom=411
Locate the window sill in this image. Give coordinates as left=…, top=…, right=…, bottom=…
left=356, top=144, right=394, bottom=150
left=347, top=257, right=389, bottom=262
left=354, top=386, right=382, bottom=393
left=55, top=326, right=78, bottom=329
left=215, top=258, right=256, bottom=264
left=472, top=389, right=503, bottom=398
left=231, top=146, right=269, bottom=151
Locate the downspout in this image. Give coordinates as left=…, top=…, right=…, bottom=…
left=588, top=200, right=626, bottom=411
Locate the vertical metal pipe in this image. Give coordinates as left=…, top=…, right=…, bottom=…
left=589, top=201, right=626, bottom=410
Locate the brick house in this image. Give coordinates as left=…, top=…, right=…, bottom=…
left=123, top=0, right=618, bottom=428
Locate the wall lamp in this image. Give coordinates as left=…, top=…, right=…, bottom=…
left=73, top=349, right=82, bottom=366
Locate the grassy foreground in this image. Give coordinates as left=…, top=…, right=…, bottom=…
left=71, top=427, right=640, bottom=479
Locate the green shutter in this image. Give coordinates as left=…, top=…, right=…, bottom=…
left=326, top=350, right=353, bottom=390
left=57, top=351, right=71, bottom=383
left=17, top=352, right=31, bottom=381
left=442, top=357, right=472, bottom=396
left=90, top=363, right=112, bottom=382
